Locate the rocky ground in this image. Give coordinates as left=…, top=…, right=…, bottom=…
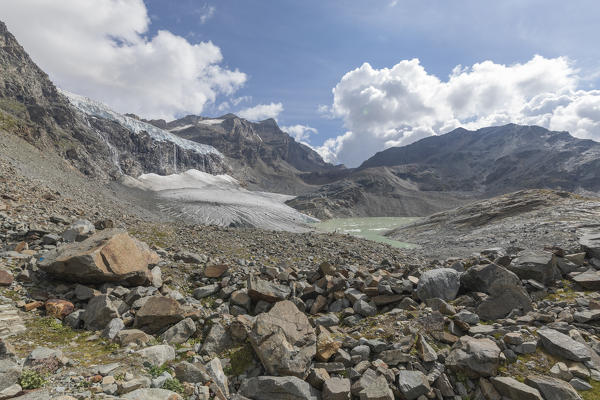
left=389, top=189, right=600, bottom=260
left=3, top=139, right=600, bottom=400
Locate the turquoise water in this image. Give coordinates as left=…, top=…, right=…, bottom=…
left=312, top=217, right=419, bottom=249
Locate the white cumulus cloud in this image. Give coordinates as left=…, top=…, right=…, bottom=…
left=281, top=124, right=318, bottom=144
left=322, top=55, right=600, bottom=166
left=0, top=0, right=246, bottom=120
left=237, top=102, right=283, bottom=121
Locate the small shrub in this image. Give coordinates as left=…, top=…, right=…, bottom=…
left=162, top=378, right=184, bottom=394
left=147, top=364, right=170, bottom=378
left=19, top=369, right=47, bottom=390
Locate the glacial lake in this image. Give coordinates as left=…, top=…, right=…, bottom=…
left=312, top=217, right=420, bottom=249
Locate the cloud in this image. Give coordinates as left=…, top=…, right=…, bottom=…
left=237, top=102, right=283, bottom=121
left=198, top=4, right=216, bottom=24
left=0, top=0, right=246, bottom=120
left=282, top=124, right=318, bottom=144
left=321, top=55, right=600, bottom=166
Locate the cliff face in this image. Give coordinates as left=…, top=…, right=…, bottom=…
left=161, top=114, right=338, bottom=194
left=0, top=21, right=228, bottom=179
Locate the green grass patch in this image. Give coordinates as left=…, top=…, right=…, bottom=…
left=223, top=344, right=255, bottom=376
left=19, top=369, right=47, bottom=390
left=162, top=378, right=184, bottom=394
left=580, top=380, right=600, bottom=400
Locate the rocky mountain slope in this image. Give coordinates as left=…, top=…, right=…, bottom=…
left=361, top=124, right=600, bottom=194
left=287, top=167, right=470, bottom=219
left=289, top=124, right=600, bottom=219
left=388, top=189, right=600, bottom=259
left=151, top=114, right=340, bottom=195
left=0, top=21, right=227, bottom=180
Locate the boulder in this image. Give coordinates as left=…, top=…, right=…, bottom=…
left=115, top=329, right=152, bottom=346
left=39, top=229, right=159, bottom=285
left=579, top=229, right=600, bottom=259
left=490, top=376, right=543, bottom=400
left=247, top=275, right=291, bottom=303
left=397, top=370, right=431, bottom=400
left=161, top=318, right=196, bottom=345
left=358, top=374, right=393, bottom=400
left=525, top=375, right=582, bottom=400
left=0, top=358, right=21, bottom=392
left=508, top=250, right=560, bottom=285
left=461, top=263, right=532, bottom=319
left=537, top=329, right=592, bottom=362
left=137, top=345, right=176, bottom=367
left=134, top=296, right=183, bottom=334
left=416, top=268, right=460, bottom=301
left=446, top=336, right=501, bottom=378
left=0, top=270, right=13, bottom=286
left=204, top=264, right=228, bottom=278
left=239, top=376, right=321, bottom=400
left=101, top=318, right=125, bottom=340
left=323, top=377, right=350, bottom=400
left=121, top=388, right=182, bottom=400
left=83, top=294, right=119, bottom=331
left=572, top=269, right=600, bottom=290
left=44, top=299, right=74, bottom=319
left=62, top=219, right=95, bottom=242
left=200, top=322, right=232, bottom=356
left=249, top=300, right=316, bottom=378
left=173, top=361, right=210, bottom=384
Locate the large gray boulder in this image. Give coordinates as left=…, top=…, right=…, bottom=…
left=161, top=318, right=196, bottom=345
left=525, top=375, right=582, bottom=400
left=416, top=268, right=460, bottom=301
left=572, top=269, right=600, bottom=290
left=397, top=370, right=431, bottom=400
left=39, top=229, right=159, bottom=285
left=508, top=250, right=560, bottom=285
left=0, top=358, right=21, bottom=392
left=461, top=263, right=532, bottom=320
left=490, top=376, right=543, bottom=400
left=83, top=294, right=119, bottom=331
left=579, top=229, right=600, bottom=258
left=446, top=336, right=501, bottom=378
left=239, top=376, right=321, bottom=400
left=537, top=329, right=592, bottom=362
left=249, top=300, right=316, bottom=378
left=137, top=345, right=176, bottom=367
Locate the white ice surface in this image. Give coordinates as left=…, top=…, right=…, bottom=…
left=123, top=169, right=318, bottom=231
left=61, top=90, right=223, bottom=157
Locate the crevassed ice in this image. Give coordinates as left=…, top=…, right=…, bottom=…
left=60, top=90, right=223, bottom=157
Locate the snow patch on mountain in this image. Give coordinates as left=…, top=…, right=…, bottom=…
left=61, top=90, right=223, bottom=157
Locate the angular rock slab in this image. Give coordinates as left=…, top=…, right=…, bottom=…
left=39, top=229, right=159, bottom=285
left=134, top=296, right=183, bottom=334
left=446, top=336, right=501, bottom=378
left=397, top=370, right=431, bottom=400
left=490, top=376, right=543, bottom=400
left=537, top=329, right=592, bottom=362
left=249, top=300, right=316, bottom=378
left=121, top=388, right=182, bottom=400
left=239, top=376, right=321, bottom=400
left=525, top=375, right=582, bottom=400
left=508, top=250, right=559, bottom=285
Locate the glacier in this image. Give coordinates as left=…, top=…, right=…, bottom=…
left=60, top=90, right=223, bottom=157
left=121, top=169, right=319, bottom=231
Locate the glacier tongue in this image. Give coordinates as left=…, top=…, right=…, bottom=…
left=60, top=90, right=223, bottom=157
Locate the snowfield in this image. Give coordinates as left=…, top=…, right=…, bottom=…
left=61, top=90, right=223, bottom=157
left=121, top=169, right=318, bottom=231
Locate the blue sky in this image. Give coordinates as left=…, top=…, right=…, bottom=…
left=144, top=0, right=600, bottom=163
left=3, top=0, right=600, bottom=165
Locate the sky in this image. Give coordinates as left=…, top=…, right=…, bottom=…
left=2, top=0, right=600, bottom=166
